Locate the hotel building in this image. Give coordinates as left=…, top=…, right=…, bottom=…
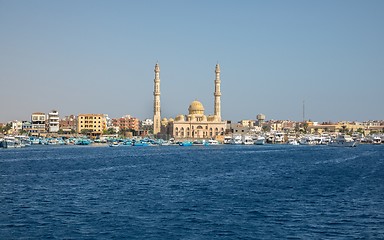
left=77, top=114, right=107, bottom=138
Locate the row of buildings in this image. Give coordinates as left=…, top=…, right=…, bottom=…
left=1, top=111, right=146, bottom=138
left=1, top=111, right=383, bottom=139
left=1, top=63, right=383, bottom=139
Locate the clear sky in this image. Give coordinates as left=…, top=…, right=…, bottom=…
left=1, top=0, right=383, bottom=123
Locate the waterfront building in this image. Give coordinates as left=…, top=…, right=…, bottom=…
left=30, top=112, right=46, bottom=136
left=112, top=115, right=140, bottom=132
left=22, top=121, right=32, bottom=133
left=239, top=120, right=255, bottom=128
left=10, top=120, right=23, bottom=135
left=229, top=122, right=250, bottom=135
left=59, top=115, right=77, bottom=133
left=47, top=110, right=59, bottom=133
left=77, top=114, right=107, bottom=138
left=158, top=64, right=226, bottom=140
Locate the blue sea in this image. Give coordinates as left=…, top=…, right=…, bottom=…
left=1, top=144, right=383, bottom=239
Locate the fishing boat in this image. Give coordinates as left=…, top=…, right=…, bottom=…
left=133, top=141, right=149, bottom=146
left=109, top=141, right=120, bottom=147
left=193, top=140, right=208, bottom=146
left=75, top=138, right=91, bottom=145
left=179, top=141, right=193, bottom=146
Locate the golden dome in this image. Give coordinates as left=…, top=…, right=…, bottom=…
left=188, top=100, right=205, bottom=115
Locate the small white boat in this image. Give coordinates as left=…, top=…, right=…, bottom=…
left=254, top=136, right=266, bottom=145
left=274, top=132, right=285, bottom=143
left=223, top=136, right=232, bottom=144
left=242, top=136, right=254, bottom=145
left=230, top=136, right=242, bottom=145
left=329, top=135, right=357, bottom=147
left=109, top=141, right=120, bottom=147
left=208, top=139, right=219, bottom=145
left=299, top=136, right=316, bottom=145
left=372, top=136, right=382, bottom=145
left=287, top=138, right=299, bottom=145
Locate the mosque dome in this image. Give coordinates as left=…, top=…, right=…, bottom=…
left=168, top=118, right=174, bottom=122
left=188, top=100, right=205, bottom=115
left=161, top=118, right=168, bottom=125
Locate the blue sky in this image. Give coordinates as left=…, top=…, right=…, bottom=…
left=1, top=0, right=383, bottom=123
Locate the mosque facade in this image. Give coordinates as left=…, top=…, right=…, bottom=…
left=153, top=63, right=227, bottom=140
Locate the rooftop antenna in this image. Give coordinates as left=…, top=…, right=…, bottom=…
left=302, top=100, right=305, bottom=122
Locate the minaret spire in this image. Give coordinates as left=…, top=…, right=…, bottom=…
left=153, top=63, right=161, bottom=135
left=214, top=63, right=221, bottom=121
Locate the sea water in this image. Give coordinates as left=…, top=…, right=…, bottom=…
left=1, top=144, right=383, bottom=239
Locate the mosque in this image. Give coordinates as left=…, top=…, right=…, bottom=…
left=153, top=63, right=227, bottom=140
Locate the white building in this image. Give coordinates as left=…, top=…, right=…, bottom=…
left=10, top=120, right=23, bottom=134
left=142, top=118, right=154, bottom=126
left=48, top=110, right=60, bottom=133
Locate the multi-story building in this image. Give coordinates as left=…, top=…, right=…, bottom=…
left=112, top=115, right=140, bottom=132
left=22, top=121, right=32, bottom=133
left=59, top=115, right=77, bottom=133
left=77, top=114, right=107, bottom=138
left=10, top=120, right=23, bottom=134
left=30, top=112, right=46, bottom=136
left=239, top=120, right=255, bottom=128
left=47, top=110, right=59, bottom=133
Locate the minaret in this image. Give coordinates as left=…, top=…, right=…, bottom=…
left=214, top=64, right=222, bottom=121
left=153, top=63, right=161, bottom=135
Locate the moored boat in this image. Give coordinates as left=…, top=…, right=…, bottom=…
left=242, top=136, right=254, bottom=145
left=254, top=136, right=266, bottom=145
left=223, top=136, right=232, bottom=144
left=0, top=136, right=16, bottom=148
left=179, top=141, right=193, bottom=146
left=109, top=141, right=120, bottom=147
left=328, top=134, right=357, bottom=147
left=230, top=135, right=242, bottom=145
left=208, top=139, right=219, bottom=145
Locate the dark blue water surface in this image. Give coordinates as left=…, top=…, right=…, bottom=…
left=1, top=144, right=384, bottom=239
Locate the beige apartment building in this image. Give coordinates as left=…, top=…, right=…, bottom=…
left=30, top=112, right=46, bottom=136
left=77, top=114, right=107, bottom=138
